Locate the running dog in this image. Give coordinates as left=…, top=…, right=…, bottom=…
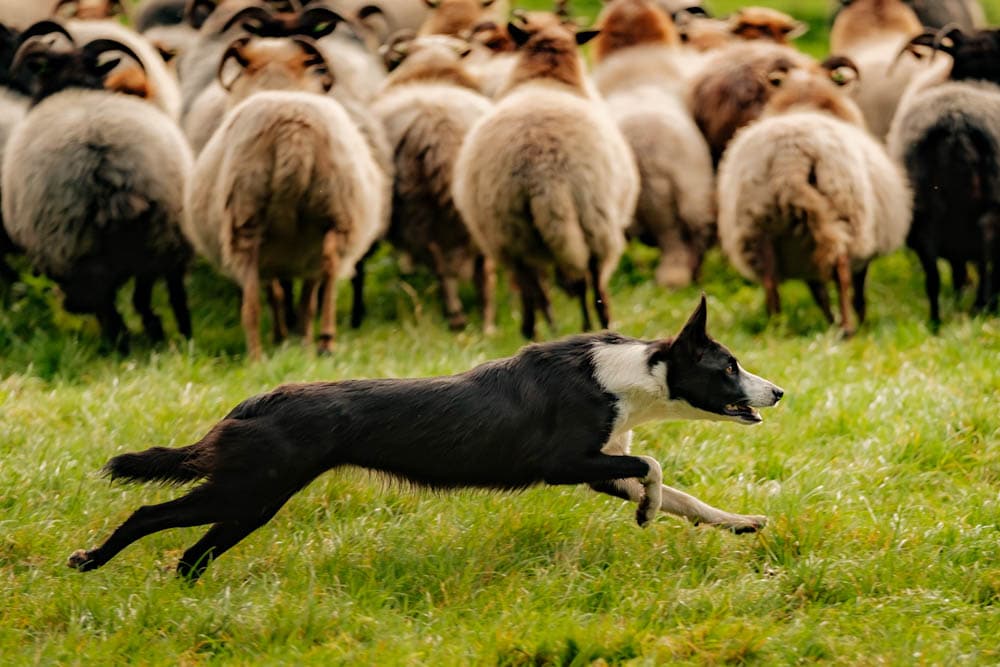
left=68, top=295, right=784, bottom=579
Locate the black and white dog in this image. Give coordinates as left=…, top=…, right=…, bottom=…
left=69, top=296, right=784, bottom=579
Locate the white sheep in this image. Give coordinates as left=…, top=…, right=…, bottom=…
left=2, top=30, right=193, bottom=349
left=184, top=36, right=390, bottom=359
left=592, top=0, right=714, bottom=288
left=829, top=0, right=923, bottom=140
left=373, top=33, right=494, bottom=331
left=717, top=60, right=912, bottom=335
left=453, top=13, right=639, bottom=339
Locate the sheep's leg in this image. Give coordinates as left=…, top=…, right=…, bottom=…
left=915, top=246, right=942, bottom=328
left=96, top=296, right=129, bottom=354
left=760, top=237, right=781, bottom=316
left=835, top=254, right=855, bottom=337
left=351, top=245, right=377, bottom=329
left=166, top=271, right=192, bottom=339
left=297, top=279, right=317, bottom=344
left=474, top=255, right=497, bottom=335
left=513, top=263, right=537, bottom=340
left=277, top=279, right=297, bottom=333
left=266, top=281, right=289, bottom=344
left=976, top=211, right=998, bottom=312
left=569, top=276, right=592, bottom=332
left=318, top=231, right=339, bottom=356
left=949, top=260, right=968, bottom=297
left=588, top=479, right=766, bottom=533
left=132, top=275, right=165, bottom=342
left=852, top=264, right=869, bottom=324
left=589, top=257, right=612, bottom=330
left=654, top=226, right=695, bottom=288
left=428, top=242, right=466, bottom=331
left=240, top=249, right=263, bottom=361
left=806, top=280, right=834, bottom=324
left=537, top=277, right=555, bottom=332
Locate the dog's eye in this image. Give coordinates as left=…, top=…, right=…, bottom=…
left=725, top=362, right=737, bottom=375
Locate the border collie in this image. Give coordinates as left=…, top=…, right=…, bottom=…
left=68, top=296, right=783, bottom=580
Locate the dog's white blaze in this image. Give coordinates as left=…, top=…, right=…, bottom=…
left=738, top=364, right=782, bottom=407
left=591, top=342, right=739, bottom=433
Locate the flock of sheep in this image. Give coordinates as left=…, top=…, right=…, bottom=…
left=0, top=0, right=997, bottom=359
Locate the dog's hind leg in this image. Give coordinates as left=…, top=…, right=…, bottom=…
left=545, top=455, right=661, bottom=527
left=589, top=479, right=766, bottom=534
left=67, top=486, right=224, bottom=572
left=176, top=495, right=290, bottom=581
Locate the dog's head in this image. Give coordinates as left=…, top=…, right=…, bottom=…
left=652, top=295, right=783, bottom=424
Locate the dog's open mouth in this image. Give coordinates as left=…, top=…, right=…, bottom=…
left=724, top=402, right=762, bottom=424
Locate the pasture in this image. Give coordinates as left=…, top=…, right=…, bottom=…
left=2, top=0, right=1000, bottom=664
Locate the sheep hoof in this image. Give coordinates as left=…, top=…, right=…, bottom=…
left=447, top=313, right=467, bottom=331
left=317, top=333, right=335, bottom=357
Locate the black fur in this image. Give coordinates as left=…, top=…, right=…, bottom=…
left=133, top=0, right=188, bottom=33
left=905, top=108, right=1000, bottom=325
left=73, top=335, right=668, bottom=578
left=70, top=303, right=777, bottom=579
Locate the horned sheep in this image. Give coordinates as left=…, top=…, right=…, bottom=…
left=453, top=13, right=639, bottom=339
left=1, top=26, right=193, bottom=349
left=591, top=0, right=714, bottom=288
left=717, top=59, right=912, bottom=335
left=373, top=33, right=495, bottom=331
left=184, top=36, right=389, bottom=359
left=887, top=27, right=1000, bottom=324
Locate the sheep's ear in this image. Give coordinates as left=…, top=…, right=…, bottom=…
left=507, top=21, right=530, bottom=47
left=575, top=28, right=599, bottom=46
left=423, top=0, right=440, bottom=8
left=357, top=4, right=383, bottom=20
left=481, top=0, right=496, bottom=7
left=218, top=37, right=251, bottom=91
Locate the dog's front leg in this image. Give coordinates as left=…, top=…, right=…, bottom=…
left=588, top=479, right=766, bottom=534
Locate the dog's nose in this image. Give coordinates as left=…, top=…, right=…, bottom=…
left=772, top=387, right=784, bottom=402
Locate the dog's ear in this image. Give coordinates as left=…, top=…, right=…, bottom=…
left=676, top=294, right=709, bottom=351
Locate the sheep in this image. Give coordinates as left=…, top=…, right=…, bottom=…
left=591, top=0, right=714, bottom=288
left=52, top=0, right=126, bottom=20
left=462, top=20, right=517, bottom=99
left=0, top=1, right=59, bottom=29
left=887, top=27, right=1000, bottom=325
left=690, top=41, right=816, bottom=165
left=717, top=58, right=912, bottom=335
left=372, top=33, right=494, bottom=330
left=418, top=0, right=500, bottom=37
left=184, top=36, right=389, bottom=359
left=829, top=0, right=923, bottom=140
left=182, top=3, right=387, bottom=153
left=453, top=13, right=639, bottom=339
left=1, top=27, right=193, bottom=349
left=832, top=0, right=985, bottom=33
left=0, top=22, right=29, bottom=282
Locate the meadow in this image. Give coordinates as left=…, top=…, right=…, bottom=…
left=2, top=0, right=1000, bottom=664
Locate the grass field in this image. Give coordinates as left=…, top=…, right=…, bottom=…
left=3, top=0, right=1000, bottom=664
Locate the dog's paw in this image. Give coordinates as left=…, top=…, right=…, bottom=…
left=636, top=499, right=657, bottom=528
left=67, top=549, right=97, bottom=571
left=723, top=514, right=768, bottom=534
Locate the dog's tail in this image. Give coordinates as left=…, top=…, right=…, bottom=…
left=103, top=433, right=218, bottom=485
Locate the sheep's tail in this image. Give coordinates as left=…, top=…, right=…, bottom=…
left=773, top=153, right=851, bottom=272
left=102, top=429, right=222, bottom=485
left=528, top=183, right=590, bottom=278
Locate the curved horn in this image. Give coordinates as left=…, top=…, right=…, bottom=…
left=299, top=6, right=346, bottom=39
left=291, top=36, right=334, bottom=91
left=932, top=23, right=964, bottom=55
left=221, top=5, right=276, bottom=34
left=11, top=38, right=57, bottom=75
left=82, top=37, right=147, bottom=72
left=17, top=20, right=76, bottom=47
left=217, top=35, right=251, bottom=90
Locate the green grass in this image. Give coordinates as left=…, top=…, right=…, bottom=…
left=3, top=0, right=1000, bottom=664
